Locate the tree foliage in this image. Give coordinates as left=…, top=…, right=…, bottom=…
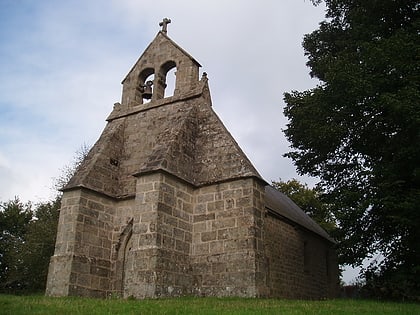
left=0, top=198, right=33, bottom=292
left=0, top=198, right=60, bottom=293
left=20, top=198, right=61, bottom=292
left=283, top=0, right=419, bottom=298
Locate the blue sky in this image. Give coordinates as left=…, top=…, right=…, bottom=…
left=0, top=0, right=362, bottom=284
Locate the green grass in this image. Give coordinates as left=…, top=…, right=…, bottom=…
left=0, top=295, right=418, bottom=315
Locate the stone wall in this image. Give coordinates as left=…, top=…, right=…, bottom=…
left=47, top=175, right=338, bottom=299
left=191, top=178, right=267, bottom=297
left=113, top=174, right=269, bottom=298
left=121, top=172, right=195, bottom=298
left=264, top=213, right=339, bottom=299
left=46, top=189, right=115, bottom=298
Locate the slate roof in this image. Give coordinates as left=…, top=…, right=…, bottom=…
left=265, top=185, right=335, bottom=243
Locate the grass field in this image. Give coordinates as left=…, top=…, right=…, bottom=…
left=0, top=295, right=418, bottom=315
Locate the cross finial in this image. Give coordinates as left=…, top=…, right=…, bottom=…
left=159, top=18, right=171, bottom=34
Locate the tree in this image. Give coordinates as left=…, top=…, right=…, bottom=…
left=0, top=198, right=60, bottom=293
left=19, top=198, right=60, bottom=292
left=283, top=0, right=419, bottom=298
left=0, top=198, right=32, bottom=292
left=271, top=179, right=335, bottom=235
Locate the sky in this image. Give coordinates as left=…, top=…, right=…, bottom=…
left=1, top=0, right=327, bottom=202
left=0, top=0, right=362, bottom=283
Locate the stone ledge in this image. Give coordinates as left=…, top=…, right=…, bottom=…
left=107, top=85, right=205, bottom=122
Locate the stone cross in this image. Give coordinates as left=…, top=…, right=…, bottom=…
left=159, top=18, right=171, bottom=34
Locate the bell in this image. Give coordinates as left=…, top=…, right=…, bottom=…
left=142, top=80, right=153, bottom=100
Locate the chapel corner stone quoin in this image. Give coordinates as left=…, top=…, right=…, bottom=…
left=45, top=19, right=339, bottom=299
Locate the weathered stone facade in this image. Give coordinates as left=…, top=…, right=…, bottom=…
left=46, top=23, right=339, bottom=299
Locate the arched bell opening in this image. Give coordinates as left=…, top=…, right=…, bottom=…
left=164, top=67, right=176, bottom=98
left=164, top=67, right=176, bottom=97
left=136, top=68, right=155, bottom=104
left=155, top=60, right=177, bottom=99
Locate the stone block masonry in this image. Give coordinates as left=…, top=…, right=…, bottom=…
left=118, top=173, right=268, bottom=298
left=264, top=214, right=338, bottom=299
left=46, top=189, right=116, bottom=298
left=190, top=178, right=267, bottom=297
left=122, top=172, right=195, bottom=298
left=46, top=22, right=339, bottom=299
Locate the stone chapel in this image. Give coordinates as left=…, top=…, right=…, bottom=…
left=46, top=20, right=339, bottom=299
